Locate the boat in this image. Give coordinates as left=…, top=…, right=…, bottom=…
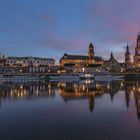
left=79, top=73, right=94, bottom=79
left=49, top=74, right=80, bottom=82
left=0, top=75, right=43, bottom=83
left=94, top=71, right=124, bottom=81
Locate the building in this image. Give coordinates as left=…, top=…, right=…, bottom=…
left=134, top=33, right=140, bottom=67
left=104, top=52, right=122, bottom=72
left=125, top=44, right=131, bottom=66
left=60, top=43, right=104, bottom=67
left=0, top=52, right=5, bottom=66
left=5, top=56, right=55, bottom=67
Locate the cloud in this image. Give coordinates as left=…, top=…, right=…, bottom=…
left=43, top=32, right=89, bottom=53
left=86, top=0, right=140, bottom=56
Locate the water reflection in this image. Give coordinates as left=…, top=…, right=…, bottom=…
left=1, top=80, right=140, bottom=140
left=0, top=80, right=140, bottom=119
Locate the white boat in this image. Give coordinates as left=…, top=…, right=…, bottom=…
left=49, top=74, right=80, bottom=82
left=79, top=73, right=94, bottom=79
left=0, top=75, right=42, bottom=82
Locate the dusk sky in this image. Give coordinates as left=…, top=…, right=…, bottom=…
left=1, top=0, right=140, bottom=63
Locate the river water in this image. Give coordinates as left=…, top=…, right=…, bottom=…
left=0, top=80, right=140, bottom=140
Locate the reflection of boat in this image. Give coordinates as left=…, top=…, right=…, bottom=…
left=79, top=79, right=94, bottom=84
left=79, top=73, right=94, bottom=79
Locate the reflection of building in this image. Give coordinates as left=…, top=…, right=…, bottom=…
left=1, top=80, right=140, bottom=119
left=58, top=81, right=122, bottom=112
left=125, top=84, right=131, bottom=109
left=60, top=43, right=104, bottom=67
left=88, top=96, right=95, bottom=112
left=134, top=92, right=140, bottom=119
left=134, top=85, right=140, bottom=119
left=6, top=56, right=55, bottom=67
left=0, top=82, right=57, bottom=100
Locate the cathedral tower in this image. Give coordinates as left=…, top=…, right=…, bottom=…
left=134, top=33, right=140, bottom=67
left=125, top=43, right=131, bottom=66
left=88, top=43, right=94, bottom=59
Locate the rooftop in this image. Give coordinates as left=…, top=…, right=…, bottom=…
left=61, top=54, right=102, bottom=61
left=7, top=56, right=55, bottom=61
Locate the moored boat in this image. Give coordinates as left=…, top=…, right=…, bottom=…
left=49, top=74, right=80, bottom=82
left=79, top=73, right=94, bottom=79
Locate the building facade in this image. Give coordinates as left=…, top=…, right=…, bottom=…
left=5, top=57, right=55, bottom=67
left=134, top=33, right=140, bottom=67
left=104, top=52, right=122, bottom=72
left=0, top=52, right=5, bottom=66
left=60, top=43, right=104, bottom=66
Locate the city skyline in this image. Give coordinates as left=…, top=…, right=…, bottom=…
left=1, top=0, right=140, bottom=63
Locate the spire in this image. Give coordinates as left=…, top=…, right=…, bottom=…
left=127, top=41, right=129, bottom=47
left=110, top=52, right=114, bottom=59
left=125, top=43, right=131, bottom=65
left=89, top=42, right=94, bottom=48
left=126, top=42, right=129, bottom=52
left=137, top=32, right=140, bottom=38
left=88, top=42, right=94, bottom=59
left=137, top=32, right=140, bottom=46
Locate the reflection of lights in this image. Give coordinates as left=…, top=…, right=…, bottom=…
left=10, top=90, right=13, bottom=96
left=121, top=82, right=123, bottom=88
left=14, top=89, right=17, bottom=93
left=133, top=86, right=135, bottom=91
left=21, top=93, right=23, bottom=98
left=57, top=83, right=60, bottom=87
left=18, top=93, right=20, bottom=97
left=48, top=84, right=51, bottom=88
left=48, top=89, right=51, bottom=95
left=36, top=89, right=39, bottom=95
left=20, top=85, right=23, bottom=89
left=62, top=83, right=66, bottom=87
left=138, top=88, right=140, bottom=92
left=107, top=84, right=110, bottom=89
left=23, top=89, right=26, bottom=95
left=96, top=84, right=100, bottom=88
left=82, top=85, right=85, bottom=91
left=85, top=80, right=91, bottom=84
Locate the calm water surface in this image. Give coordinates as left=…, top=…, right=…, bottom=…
left=0, top=80, right=140, bottom=140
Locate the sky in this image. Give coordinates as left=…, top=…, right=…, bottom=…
left=0, top=0, right=140, bottom=63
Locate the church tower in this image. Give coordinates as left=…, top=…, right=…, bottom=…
left=134, top=33, right=140, bottom=67
left=125, top=43, right=131, bottom=66
left=88, top=43, right=94, bottom=59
